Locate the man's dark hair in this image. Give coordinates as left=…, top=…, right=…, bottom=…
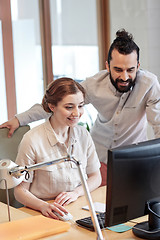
left=107, top=29, right=140, bottom=65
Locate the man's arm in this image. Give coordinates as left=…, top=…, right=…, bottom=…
left=0, top=117, right=20, bottom=138
left=0, top=104, right=51, bottom=137
left=146, top=78, right=160, bottom=138
left=15, top=104, right=50, bottom=125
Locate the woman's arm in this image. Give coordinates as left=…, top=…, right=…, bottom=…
left=14, top=181, right=68, bottom=219
left=54, top=169, right=102, bottom=206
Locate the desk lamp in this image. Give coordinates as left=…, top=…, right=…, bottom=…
left=0, top=156, right=104, bottom=240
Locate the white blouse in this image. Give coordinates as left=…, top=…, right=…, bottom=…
left=15, top=119, right=100, bottom=200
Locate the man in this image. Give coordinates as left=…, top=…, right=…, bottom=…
left=1, top=29, right=160, bottom=185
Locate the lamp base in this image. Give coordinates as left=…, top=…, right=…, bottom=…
left=132, top=221, right=160, bottom=240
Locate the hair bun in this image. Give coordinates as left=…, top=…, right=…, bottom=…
left=116, top=29, right=133, bottom=41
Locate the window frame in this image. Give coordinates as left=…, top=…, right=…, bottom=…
left=0, top=0, right=110, bottom=120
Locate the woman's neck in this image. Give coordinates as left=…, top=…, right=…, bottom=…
left=49, top=117, right=70, bottom=145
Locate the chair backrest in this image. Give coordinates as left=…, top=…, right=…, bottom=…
left=0, top=125, right=30, bottom=208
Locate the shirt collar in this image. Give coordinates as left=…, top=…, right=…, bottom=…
left=44, top=119, right=77, bottom=147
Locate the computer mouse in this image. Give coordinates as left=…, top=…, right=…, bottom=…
left=53, top=211, right=73, bottom=221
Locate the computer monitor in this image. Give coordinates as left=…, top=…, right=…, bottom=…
left=106, top=138, right=160, bottom=239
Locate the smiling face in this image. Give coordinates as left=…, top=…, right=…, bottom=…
left=49, top=91, right=84, bottom=128
left=106, top=49, right=140, bottom=93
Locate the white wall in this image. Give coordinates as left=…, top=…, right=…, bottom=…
left=110, top=0, right=160, bottom=79
left=147, top=0, right=160, bottom=78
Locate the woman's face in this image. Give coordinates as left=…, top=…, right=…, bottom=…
left=51, top=91, right=84, bottom=127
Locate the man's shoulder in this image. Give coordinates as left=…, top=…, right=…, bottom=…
left=137, top=69, right=158, bottom=85
left=88, top=70, right=109, bottom=81
left=81, top=70, right=109, bottom=89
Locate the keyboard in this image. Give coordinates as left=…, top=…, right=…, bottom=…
left=76, top=212, right=106, bottom=231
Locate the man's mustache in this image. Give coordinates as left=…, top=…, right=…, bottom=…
left=116, top=78, right=132, bottom=84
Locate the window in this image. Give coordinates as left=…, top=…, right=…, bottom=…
left=0, top=0, right=110, bottom=127
left=0, top=21, right=7, bottom=122
left=10, top=0, right=44, bottom=114
left=50, top=0, right=99, bottom=127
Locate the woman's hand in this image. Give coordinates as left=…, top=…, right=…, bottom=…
left=54, top=191, right=79, bottom=206
left=54, top=170, right=101, bottom=206
left=0, top=117, right=20, bottom=137
left=14, top=182, right=68, bottom=220
left=39, top=201, right=68, bottom=219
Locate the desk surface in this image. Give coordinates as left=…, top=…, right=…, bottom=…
left=0, top=202, right=31, bottom=224
left=1, top=186, right=147, bottom=240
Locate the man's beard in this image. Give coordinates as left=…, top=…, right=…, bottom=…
left=110, top=73, right=136, bottom=93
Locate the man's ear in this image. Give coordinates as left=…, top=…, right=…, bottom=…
left=106, top=61, right=110, bottom=72
left=48, top=103, right=54, bottom=112
left=137, top=62, right=140, bottom=70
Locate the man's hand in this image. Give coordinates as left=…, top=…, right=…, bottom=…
left=0, top=117, right=20, bottom=138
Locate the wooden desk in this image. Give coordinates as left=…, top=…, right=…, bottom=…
left=0, top=202, right=31, bottom=223
left=1, top=186, right=148, bottom=239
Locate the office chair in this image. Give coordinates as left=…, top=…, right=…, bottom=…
left=0, top=125, right=30, bottom=208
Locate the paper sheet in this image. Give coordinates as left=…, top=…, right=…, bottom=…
left=82, top=202, right=105, bottom=213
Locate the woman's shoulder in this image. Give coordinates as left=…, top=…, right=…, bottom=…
left=22, top=122, right=46, bottom=141
left=72, top=124, right=91, bottom=139
left=74, top=124, right=88, bottom=132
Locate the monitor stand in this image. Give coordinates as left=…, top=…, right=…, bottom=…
left=132, top=202, right=160, bottom=240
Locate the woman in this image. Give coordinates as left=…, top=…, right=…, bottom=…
left=14, top=77, right=101, bottom=220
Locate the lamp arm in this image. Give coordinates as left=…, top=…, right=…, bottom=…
left=9, top=156, right=104, bottom=240
left=70, top=157, right=104, bottom=240
left=9, top=156, right=70, bottom=178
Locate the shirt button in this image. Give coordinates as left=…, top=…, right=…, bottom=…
left=114, top=140, right=116, bottom=143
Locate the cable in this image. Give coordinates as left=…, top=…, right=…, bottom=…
left=25, top=170, right=30, bottom=180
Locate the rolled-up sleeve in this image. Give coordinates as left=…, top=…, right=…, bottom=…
left=16, top=104, right=51, bottom=126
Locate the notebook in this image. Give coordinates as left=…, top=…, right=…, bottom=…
left=0, top=214, right=70, bottom=240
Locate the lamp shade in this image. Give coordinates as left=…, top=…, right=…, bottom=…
left=0, top=159, right=25, bottom=189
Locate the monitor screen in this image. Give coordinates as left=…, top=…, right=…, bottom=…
left=106, top=138, right=160, bottom=238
